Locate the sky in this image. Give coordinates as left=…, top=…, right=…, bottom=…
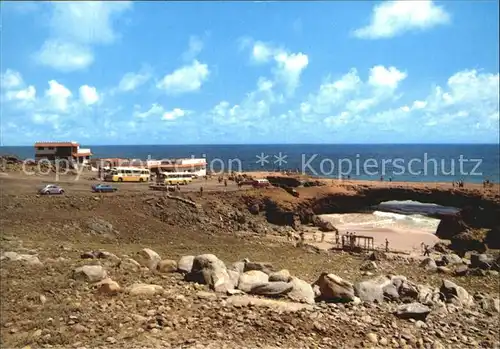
left=0, top=0, right=499, bottom=145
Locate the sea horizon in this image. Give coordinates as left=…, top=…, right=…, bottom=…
left=1, top=143, right=498, bottom=184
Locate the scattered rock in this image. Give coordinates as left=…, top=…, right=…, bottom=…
left=157, top=259, right=177, bottom=273
left=126, top=283, right=165, bottom=296
left=420, top=258, right=438, bottom=271
left=360, top=260, right=378, bottom=271
left=269, top=269, right=292, bottom=282
left=395, top=303, right=432, bottom=321
left=437, top=266, right=452, bottom=274
left=1, top=251, right=43, bottom=267
left=455, top=264, right=469, bottom=276
left=72, top=265, right=107, bottom=283
left=366, top=332, right=378, bottom=344
left=470, top=254, right=494, bottom=270
left=480, top=297, right=499, bottom=313
left=96, top=278, right=121, bottom=295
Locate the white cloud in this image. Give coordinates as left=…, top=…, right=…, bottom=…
left=249, top=40, right=309, bottom=95
left=45, top=80, right=72, bottom=112
left=49, top=1, right=132, bottom=45
left=79, top=85, right=99, bottom=105
left=162, top=108, right=189, bottom=121
left=157, top=60, right=210, bottom=95
left=353, top=0, right=450, bottom=39
left=274, top=52, right=309, bottom=95
left=182, top=36, right=204, bottom=61
left=118, top=71, right=150, bottom=92
left=420, top=69, right=499, bottom=128
left=35, top=2, right=131, bottom=72
left=368, top=65, right=407, bottom=89
left=6, top=86, right=37, bottom=102
left=252, top=41, right=275, bottom=63
left=32, top=113, right=60, bottom=127
left=134, top=103, right=164, bottom=118
left=1, top=69, right=23, bottom=89
left=35, top=40, right=94, bottom=72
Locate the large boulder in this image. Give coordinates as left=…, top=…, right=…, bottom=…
left=354, top=276, right=391, bottom=303
left=185, top=254, right=235, bottom=293
left=238, top=270, right=269, bottom=293
left=440, top=279, right=474, bottom=307
left=249, top=281, right=293, bottom=297
left=243, top=260, right=274, bottom=275
left=313, top=273, right=355, bottom=302
left=435, top=213, right=469, bottom=240
left=136, top=248, right=161, bottom=271
left=177, top=255, right=194, bottom=274
left=392, top=276, right=419, bottom=302
left=450, top=231, right=488, bottom=256
left=72, top=265, right=107, bottom=283
left=287, top=277, right=315, bottom=304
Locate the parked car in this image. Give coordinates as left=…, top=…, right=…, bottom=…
left=92, top=184, right=118, bottom=193
left=39, top=184, right=64, bottom=195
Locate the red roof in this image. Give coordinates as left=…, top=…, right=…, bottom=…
left=35, top=142, right=79, bottom=147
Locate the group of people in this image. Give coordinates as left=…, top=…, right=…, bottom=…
left=452, top=180, right=465, bottom=188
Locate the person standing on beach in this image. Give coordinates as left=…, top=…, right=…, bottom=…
left=423, top=244, right=431, bottom=256
left=199, top=186, right=203, bottom=197
left=385, top=238, right=389, bottom=252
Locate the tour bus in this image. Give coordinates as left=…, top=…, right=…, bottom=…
left=104, top=167, right=150, bottom=182
left=161, top=172, right=194, bottom=185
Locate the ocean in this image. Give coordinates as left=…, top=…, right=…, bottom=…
left=1, top=144, right=498, bottom=183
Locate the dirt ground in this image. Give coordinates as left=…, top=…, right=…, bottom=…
left=1, top=171, right=499, bottom=348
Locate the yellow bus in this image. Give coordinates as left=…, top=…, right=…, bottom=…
left=105, top=167, right=150, bottom=182
left=162, top=172, right=194, bottom=185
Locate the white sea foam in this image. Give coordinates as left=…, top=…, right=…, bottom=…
left=321, top=211, right=440, bottom=233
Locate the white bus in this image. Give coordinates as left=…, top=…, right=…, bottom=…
left=161, top=172, right=194, bottom=185
left=105, top=167, right=150, bottom=182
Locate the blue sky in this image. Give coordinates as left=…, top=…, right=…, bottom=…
left=1, top=1, right=498, bottom=145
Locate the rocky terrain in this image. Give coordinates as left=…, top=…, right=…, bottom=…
left=1, top=173, right=500, bottom=348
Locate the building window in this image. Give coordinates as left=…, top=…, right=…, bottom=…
left=38, top=147, right=44, bottom=150
left=48, top=147, right=54, bottom=150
